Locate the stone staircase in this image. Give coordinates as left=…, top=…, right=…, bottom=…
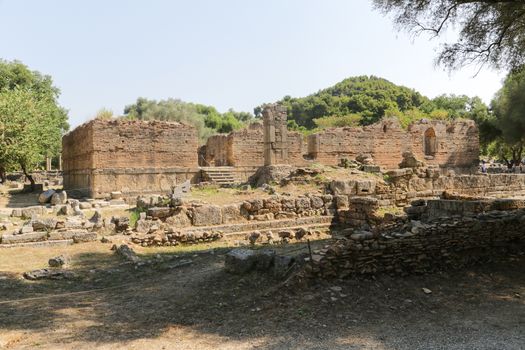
left=200, top=167, right=239, bottom=186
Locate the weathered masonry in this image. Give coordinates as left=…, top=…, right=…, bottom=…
left=62, top=119, right=199, bottom=198
left=307, top=118, right=479, bottom=169
left=204, top=104, right=479, bottom=170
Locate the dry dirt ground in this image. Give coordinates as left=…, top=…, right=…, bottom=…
left=0, top=241, right=524, bottom=350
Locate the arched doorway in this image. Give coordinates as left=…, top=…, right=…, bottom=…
left=424, top=128, right=437, bottom=156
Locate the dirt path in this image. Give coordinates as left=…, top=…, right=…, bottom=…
left=0, top=244, right=524, bottom=350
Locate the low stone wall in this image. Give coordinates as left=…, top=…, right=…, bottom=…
left=306, top=204, right=525, bottom=278
left=131, top=193, right=338, bottom=247
left=331, top=173, right=525, bottom=208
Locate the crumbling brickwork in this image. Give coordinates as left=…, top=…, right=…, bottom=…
left=203, top=123, right=265, bottom=167
left=307, top=118, right=479, bottom=169
left=203, top=121, right=306, bottom=168
left=63, top=119, right=199, bottom=198
left=205, top=115, right=478, bottom=172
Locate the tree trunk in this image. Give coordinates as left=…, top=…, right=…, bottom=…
left=0, top=165, right=6, bottom=183
left=20, top=163, right=36, bottom=192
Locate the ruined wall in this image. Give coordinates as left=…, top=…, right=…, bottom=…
left=203, top=123, right=265, bottom=167
left=307, top=200, right=525, bottom=279
left=62, top=122, right=95, bottom=194
left=308, top=118, right=479, bottom=169
left=331, top=173, right=525, bottom=209
left=63, top=119, right=199, bottom=198
left=228, top=123, right=265, bottom=167
left=203, top=134, right=230, bottom=166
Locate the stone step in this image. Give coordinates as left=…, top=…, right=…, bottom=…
left=0, top=239, right=74, bottom=249
left=201, top=167, right=240, bottom=186
left=181, top=215, right=337, bottom=236
left=223, top=221, right=335, bottom=241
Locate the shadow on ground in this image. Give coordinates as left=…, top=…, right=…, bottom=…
left=0, top=243, right=524, bottom=349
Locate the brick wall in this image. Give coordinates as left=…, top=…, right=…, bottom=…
left=308, top=118, right=479, bottom=169
left=62, top=119, right=199, bottom=198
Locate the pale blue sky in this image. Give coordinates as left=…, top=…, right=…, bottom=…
left=0, top=0, right=505, bottom=127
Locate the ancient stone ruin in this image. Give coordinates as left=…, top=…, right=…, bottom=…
left=62, top=119, right=199, bottom=198
left=61, top=105, right=480, bottom=198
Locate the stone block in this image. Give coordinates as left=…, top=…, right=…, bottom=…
left=21, top=206, right=46, bottom=219
left=1, top=231, right=47, bottom=244
left=192, top=205, right=222, bottom=226
left=147, top=207, right=173, bottom=220
left=165, top=208, right=192, bottom=227
left=225, top=249, right=256, bottom=274
left=222, top=204, right=244, bottom=224
left=330, top=180, right=357, bottom=195
left=356, top=180, right=376, bottom=195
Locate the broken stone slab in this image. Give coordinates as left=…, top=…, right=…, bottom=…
left=48, top=229, right=93, bottom=242
left=361, top=165, right=381, bottom=173
left=19, top=225, right=34, bottom=234
left=23, top=268, right=75, bottom=280
left=112, top=244, right=140, bottom=263
left=1, top=231, right=47, bottom=244
left=225, top=248, right=277, bottom=274
left=31, top=218, right=58, bottom=231
left=16, top=206, right=46, bottom=219
left=147, top=207, right=173, bottom=220
left=111, top=216, right=130, bottom=232
left=225, top=249, right=256, bottom=274
left=72, top=232, right=97, bottom=243
left=38, top=189, right=56, bottom=204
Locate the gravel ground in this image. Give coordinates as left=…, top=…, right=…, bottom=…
left=0, top=245, right=523, bottom=350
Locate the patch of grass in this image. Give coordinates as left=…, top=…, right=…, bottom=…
left=129, top=208, right=146, bottom=228
left=191, top=185, right=220, bottom=196
left=376, top=205, right=405, bottom=218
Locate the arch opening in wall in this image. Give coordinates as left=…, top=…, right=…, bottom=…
left=424, top=128, right=437, bottom=156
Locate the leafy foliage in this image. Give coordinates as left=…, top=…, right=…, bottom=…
left=123, top=98, right=253, bottom=142
left=487, top=67, right=525, bottom=166
left=0, top=60, right=69, bottom=184
left=373, top=0, right=525, bottom=71
left=266, top=76, right=428, bottom=128
left=260, top=76, right=489, bottom=135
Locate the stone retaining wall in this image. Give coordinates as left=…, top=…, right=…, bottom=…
left=331, top=173, right=525, bottom=208
left=306, top=204, right=525, bottom=278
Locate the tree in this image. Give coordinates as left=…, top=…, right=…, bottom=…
left=373, top=0, right=525, bottom=71
left=262, top=76, right=428, bottom=129
left=0, top=60, right=68, bottom=187
left=489, top=66, right=525, bottom=167
left=123, top=98, right=253, bottom=142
